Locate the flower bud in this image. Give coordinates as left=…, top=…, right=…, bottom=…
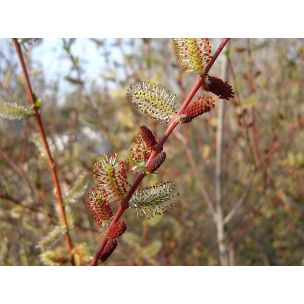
left=180, top=95, right=215, bottom=123
left=99, top=239, right=118, bottom=262
left=202, top=75, right=234, bottom=100
left=107, top=221, right=127, bottom=239
left=140, top=125, right=157, bottom=149
left=146, top=151, right=166, bottom=173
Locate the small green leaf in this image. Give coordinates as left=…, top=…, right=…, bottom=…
left=35, top=97, right=42, bottom=109
left=72, top=56, right=79, bottom=65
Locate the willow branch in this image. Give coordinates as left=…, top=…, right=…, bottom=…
left=91, top=38, right=230, bottom=266
left=12, top=39, right=75, bottom=265
left=214, top=50, right=229, bottom=266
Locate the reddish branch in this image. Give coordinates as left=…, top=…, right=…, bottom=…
left=91, top=38, right=230, bottom=265
left=12, top=39, right=75, bottom=265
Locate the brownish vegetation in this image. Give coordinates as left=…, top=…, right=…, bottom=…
left=0, top=38, right=303, bottom=265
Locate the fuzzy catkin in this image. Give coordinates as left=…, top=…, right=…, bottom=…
left=202, top=75, right=234, bottom=100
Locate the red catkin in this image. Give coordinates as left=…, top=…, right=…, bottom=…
left=140, top=125, right=157, bottom=149
left=146, top=151, right=166, bottom=173
left=99, top=239, right=118, bottom=262
left=180, top=95, right=215, bottom=123
left=107, top=221, right=127, bottom=239
left=202, top=75, right=234, bottom=100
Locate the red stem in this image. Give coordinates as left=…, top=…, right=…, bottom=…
left=91, top=172, right=146, bottom=265
left=12, top=39, right=75, bottom=265
left=203, top=39, right=230, bottom=76
left=91, top=38, right=230, bottom=265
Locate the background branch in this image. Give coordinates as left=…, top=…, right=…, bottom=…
left=214, top=46, right=229, bottom=266
left=12, top=39, right=75, bottom=265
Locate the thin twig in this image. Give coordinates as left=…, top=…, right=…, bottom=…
left=214, top=45, right=229, bottom=265
left=12, top=39, right=75, bottom=265
left=223, top=174, right=254, bottom=225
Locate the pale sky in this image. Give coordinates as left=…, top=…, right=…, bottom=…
left=0, top=38, right=127, bottom=102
